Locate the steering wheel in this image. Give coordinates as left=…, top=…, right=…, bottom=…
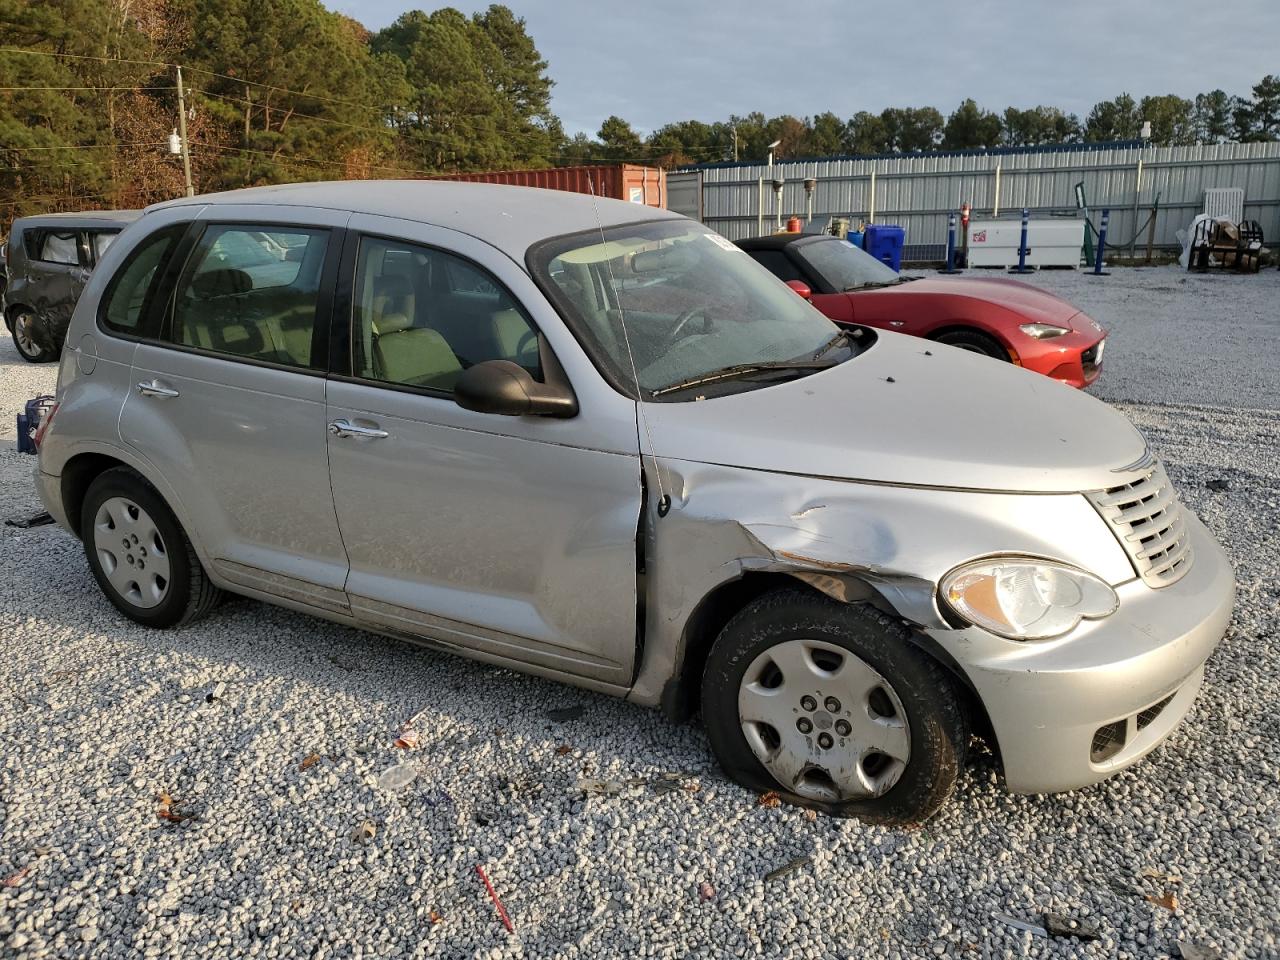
left=660, top=307, right=710, bottom=351
left=514, top=328, right=538, bottom=362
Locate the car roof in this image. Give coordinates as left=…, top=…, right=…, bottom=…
left=12, top=210, right=140, bottom=230
left=735, top=232, right=832, bottom=251
left=147, top=180, right=684, bottom=261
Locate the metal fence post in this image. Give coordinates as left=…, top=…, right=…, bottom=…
left=1009, top=207, right=1033, bottom=274
left=940, top=211, right=961, bottom=273
left=1090, top=208, right=1111, bottom=276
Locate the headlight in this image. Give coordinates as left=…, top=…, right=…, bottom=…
left=1019, top=322, right=1071, bottom=339
left=940, top=557, right=1118, bottom=640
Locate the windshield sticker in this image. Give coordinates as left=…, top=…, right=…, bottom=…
left=704, top=232, right=744, bottom=253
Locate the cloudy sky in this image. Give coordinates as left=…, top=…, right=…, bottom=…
left=337, top=0, right=1280, bottom=136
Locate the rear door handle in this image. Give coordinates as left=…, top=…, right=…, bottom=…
left=328, top=418, right=388, bottom=439
left=136, top=380, right=180, bottom=399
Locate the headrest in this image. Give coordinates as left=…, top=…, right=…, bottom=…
left=192, top=268, right=252, bottom=299
left=373, top=312, right=413, bottom=335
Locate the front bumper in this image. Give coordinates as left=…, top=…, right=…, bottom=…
left=1016, top=328, right=1106, bottom=388
left=929, top=512, right=1234, bottom=794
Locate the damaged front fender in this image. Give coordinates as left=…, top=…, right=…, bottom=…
left=627, top=458, right=1134, bottom=711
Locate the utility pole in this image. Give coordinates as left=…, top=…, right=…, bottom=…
left=175, top=66, right=194, bottom=197
left=731, top=125, right=738, bottom=162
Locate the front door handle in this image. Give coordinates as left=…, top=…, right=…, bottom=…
left=136, top=380, right=180, bottom=399
left=328, top=418, right=388, bottom=439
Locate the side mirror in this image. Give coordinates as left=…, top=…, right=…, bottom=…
left=455, top=360, right=577, bottom=418
left=785, top=279, right=812, bottom=299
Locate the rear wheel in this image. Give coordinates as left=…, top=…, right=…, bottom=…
left=10, top=308, right=55, bottom=363
left=701, top=588, right=967, bottom=824
left=80, top=468, right=221, bottom=628
left=934, top=329, right=1008, bottom=361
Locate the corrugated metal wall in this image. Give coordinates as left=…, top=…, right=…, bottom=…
left=689, top=142, right=1280, bottom=256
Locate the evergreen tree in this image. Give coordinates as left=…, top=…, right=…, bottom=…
left=942, top=99, right=1002, bottom=149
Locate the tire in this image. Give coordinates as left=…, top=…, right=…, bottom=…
left=10, top=308, right=56, bottom=363
left=80, top=467, right=222, bottom=628
left=934, top=329, right=1009, bottom=361
left=701, top=587, right=967, bottom=825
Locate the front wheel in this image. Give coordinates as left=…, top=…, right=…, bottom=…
left=10, top=309, right=56, bottom=362
left=701, top=588, right=967, bottom=824
left=80, top=467, right=222, bottom=628
left=934, top=329, right=1008, bottom=361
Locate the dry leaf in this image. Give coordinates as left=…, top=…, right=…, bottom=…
left=429, top=909, right=443, bottom=925
left=554, top=745, right=572, bottom=756
left=803, top=808, right=818, bottom=821
left=298, top=754, right=322, bottom=771
left=1146, top=891, right=1179, bottom=912
left=759, top=791, right=781, bottom=808
left=3, top=866, right=31, bottom=888
left=395, top=729, right=420, bottom=749
left=155, top=792, right=193, bottom=823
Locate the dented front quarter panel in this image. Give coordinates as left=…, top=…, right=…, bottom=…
left=627, top=458, right=1134, bottom=708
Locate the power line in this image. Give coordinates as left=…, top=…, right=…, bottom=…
left=2, top=141, right=168, bottom=153
left=0, top=85, right=175, bottom=92
left=0, top=47, right=387, bottom=117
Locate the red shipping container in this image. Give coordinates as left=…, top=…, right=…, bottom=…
left=431, top=164, right=667, bottom=209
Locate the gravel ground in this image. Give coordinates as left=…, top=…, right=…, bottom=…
left=1, top=267, right=1278, bottom=959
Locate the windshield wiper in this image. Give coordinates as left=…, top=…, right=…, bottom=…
left=651, top=360, right=833, bottom=397
left=844, top=276, right=918, bottom=291
left=810, top=327, right=861, bottom=361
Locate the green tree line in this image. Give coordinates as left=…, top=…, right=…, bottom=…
left=1, top=0, right=1277, bottom=218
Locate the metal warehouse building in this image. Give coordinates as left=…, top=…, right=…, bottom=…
left=669, top=140, right=1280, bottom=261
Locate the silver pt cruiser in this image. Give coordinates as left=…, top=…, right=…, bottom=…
left=35, top=182, right=1234, bottom=823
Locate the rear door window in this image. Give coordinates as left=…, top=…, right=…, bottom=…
left=39, top=231, right=80, bottom=265
left=168, top=225, right=330, bottom=370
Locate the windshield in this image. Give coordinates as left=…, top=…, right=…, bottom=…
left=531, top=220, right=842, bottom=396
left=796, top=237, right=901, bottom=289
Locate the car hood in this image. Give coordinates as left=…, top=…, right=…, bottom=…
left=877, top=276, right=1089, bottom=328
left=641, top=330, right=1145, bottom=494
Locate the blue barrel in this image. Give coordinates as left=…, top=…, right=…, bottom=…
left=848, top=231, right=864, bottom=249
left=863, top=224, right=905, bottom=271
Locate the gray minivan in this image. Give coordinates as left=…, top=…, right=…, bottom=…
left=4, top=210, right=140, bottom=362
left=34, top=182, right=1234, bottom=822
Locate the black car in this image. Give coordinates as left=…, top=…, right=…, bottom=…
left=3, top=210, right=139, bottom=362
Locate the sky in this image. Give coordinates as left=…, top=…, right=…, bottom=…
left=336, top=0, right=1280, bottom=137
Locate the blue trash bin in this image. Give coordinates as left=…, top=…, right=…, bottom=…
left=863, top=224, right=905, bottom=271
left=847, top=231, right=865, bottom=249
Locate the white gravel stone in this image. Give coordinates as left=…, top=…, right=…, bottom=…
left=0, top=265, right=1277, bottom=958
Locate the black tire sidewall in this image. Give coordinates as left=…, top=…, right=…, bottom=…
left=11, top=310, right=53, bottom=363
left=935, top=329, right=1008, bottom=360
left=80, top=470, right=197, bottom=628
left=701, top=590, right=965, bottom=824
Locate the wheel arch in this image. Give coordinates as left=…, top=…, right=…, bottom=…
left=926, top=322, right=1014, bottom=358
left=59, top=448, right=197, bottom=554
left=660, top=570, right=993, bottom=746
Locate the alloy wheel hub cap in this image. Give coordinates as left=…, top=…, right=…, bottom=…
left=738, top=638, right=910, bottom=801
left=92, top=497, right=171, bottom=609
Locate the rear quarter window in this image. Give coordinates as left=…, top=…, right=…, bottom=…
left=98, top=224, right=187, bottom=337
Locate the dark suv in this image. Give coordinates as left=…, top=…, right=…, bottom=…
left=3, top=210, right=139, bottom=361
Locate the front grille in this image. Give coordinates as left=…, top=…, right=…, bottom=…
left=1091, top=721, right=1127, bottom=763
left=1081, top=339, right=1104, bottom=375
left=1136, top=693, right=1175, bottom=731
left=1087, top=461, right=1193, bottom=587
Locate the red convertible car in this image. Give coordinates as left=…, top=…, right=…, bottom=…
left=737, top=233, right=1106, bottom=388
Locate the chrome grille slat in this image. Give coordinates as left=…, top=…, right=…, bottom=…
left=1132, top=513, right=1186, bottom=555
left=1087, top=461, right=1194, bottom=588
left=1110, top=485, right=1177, bottom=525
